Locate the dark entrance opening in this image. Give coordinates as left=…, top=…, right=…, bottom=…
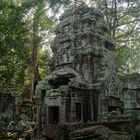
left=108, top=106, right=117, bottom=112
left=48, top=106, right=59, bottom=124
left=49, top=76, right=71, bottom=89
left=76, top=103, right=81, bottom=121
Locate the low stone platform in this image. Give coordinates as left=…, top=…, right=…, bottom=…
left=69, top=125, right=131, bottom=140
left=41, top=123, right=133, bottom=140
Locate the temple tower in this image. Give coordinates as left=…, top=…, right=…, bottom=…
left=34, top=4, right=122, bottom=133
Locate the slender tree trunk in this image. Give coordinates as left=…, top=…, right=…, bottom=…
left=28, top=7, right=40, bottom=100
left=112, top=0, right=117, bottom=39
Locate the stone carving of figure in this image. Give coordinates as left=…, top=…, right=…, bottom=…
left=63, top=54, right=68, bottom=63
left=82, top=62, right=89, bottom=81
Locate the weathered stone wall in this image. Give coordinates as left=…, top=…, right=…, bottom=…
left=34, top=3, right=124, bottom=138
left=122, top=73, right=140, bottom=121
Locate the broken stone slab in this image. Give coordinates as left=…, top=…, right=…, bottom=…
left=19, top=113, right=31, bottom=121
left=43, top=124, right=69, bottom=140
left=18, top=120, right=33, bottom=130
left=7, top=121, right=24, bottom=132
left=69, top=125, right=132, bottom=140
left=7, top=132, right=19, bottom=139
left=7, top=120, right=34, bottom=133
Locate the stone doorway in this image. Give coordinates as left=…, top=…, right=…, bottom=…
left=76, top=103, right=81, bottom=121
left=108, top=106, right=117, bottom=112
left=48, top=106, right=59, bottom=124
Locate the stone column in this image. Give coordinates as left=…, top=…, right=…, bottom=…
left=70, top=94, right=75, bottom=122
left=60, top=97, right=66, bottom=123
left=35, top=100, right=42, bottom=137
left=90, top=93, right=94, bottom=121
left=81, top=99, right=84, bottom=122
left=87, top=54, right=93, bottom=82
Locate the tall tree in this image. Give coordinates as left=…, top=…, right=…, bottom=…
left=86, top=0, right=140, bottom=75
left=0, top=0, right=71, bottom=98
left=22, top=0, right=71, bottom=100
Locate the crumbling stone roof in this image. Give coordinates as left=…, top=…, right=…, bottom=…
left=46, top=66, right=79, bottom=81
left=51, top=4, right=115, bottom=59
left=35, top=4, right=121, bottom=99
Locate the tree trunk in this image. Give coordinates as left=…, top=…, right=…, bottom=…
left=28, top=7, right=40, bottom=101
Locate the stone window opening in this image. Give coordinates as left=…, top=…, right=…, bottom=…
left=104, top=41, right=115, bottom=51
left=49, top=76, right=71, bottom=89
left=108, top=106, right=117, bottom=113
left=76, top=103, right=82, bottom=121
left=48, top=106, right=59, bottom=124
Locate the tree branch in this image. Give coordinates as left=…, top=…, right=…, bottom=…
left=116, top=39, right=139, bottom=42
left=114, top=18, right=140, bottom=28
left=115, top=23, right=137, bottom=39
left=117, top=0, right=130, bottom=21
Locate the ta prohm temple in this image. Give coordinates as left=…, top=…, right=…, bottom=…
left=33, top=3, right=140, bottom=140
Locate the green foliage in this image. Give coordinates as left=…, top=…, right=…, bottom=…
left=0, top=0, right=139, bottom=96
left=116, top=41, right=140, bottom=76
left=0, top=0, right=70, bottom=95
left=38, top=49, right=52, bottom=79
left=85, top=0, right=140, bottom=75
left=0, top=112, right=12, bottom=131
left=101, top=111, right=117, bottom=122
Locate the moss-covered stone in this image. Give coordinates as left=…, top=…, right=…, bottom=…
left=34, top=3, right=126, bottom=139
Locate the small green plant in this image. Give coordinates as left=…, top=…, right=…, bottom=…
left=101, top=111, right=117, bottom=122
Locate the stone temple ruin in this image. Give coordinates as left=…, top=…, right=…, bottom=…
left=34, top=4, right=121, bottom=128
left=123, top=73, right=140, bottom=120
left=0, top=3, right=139, bottom=140
left=34, top=3, right=123, bottom=132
